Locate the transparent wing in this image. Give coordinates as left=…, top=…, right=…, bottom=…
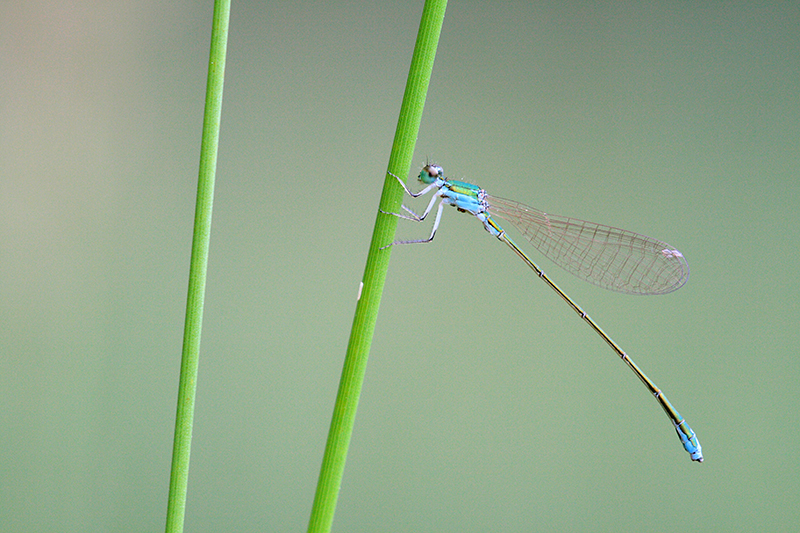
left=486, top=195, right=689, bottom=295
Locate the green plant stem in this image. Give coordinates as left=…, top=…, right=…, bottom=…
left=164, top=1, right=230, bottom=532
left=307, top=1, right=448, bottom=532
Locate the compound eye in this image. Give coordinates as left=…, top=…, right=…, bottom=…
left=423, top=164, right=443, bottom=178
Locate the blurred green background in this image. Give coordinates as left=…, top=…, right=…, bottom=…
left=2, top=1, right=798, bottom=531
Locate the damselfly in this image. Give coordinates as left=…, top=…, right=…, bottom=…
left=382, top=164, right=702, bottom=462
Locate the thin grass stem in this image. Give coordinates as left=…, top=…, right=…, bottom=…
left=164, top=1, right=231, bottom=531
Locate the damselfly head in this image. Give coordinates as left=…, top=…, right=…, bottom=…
left=419, top=164, right=443, bottom=184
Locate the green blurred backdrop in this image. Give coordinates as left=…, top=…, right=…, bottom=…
left=2, top=1, right=798, bottom=531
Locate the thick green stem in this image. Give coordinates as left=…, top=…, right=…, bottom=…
left=307, top=1, right=447, bottom=532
